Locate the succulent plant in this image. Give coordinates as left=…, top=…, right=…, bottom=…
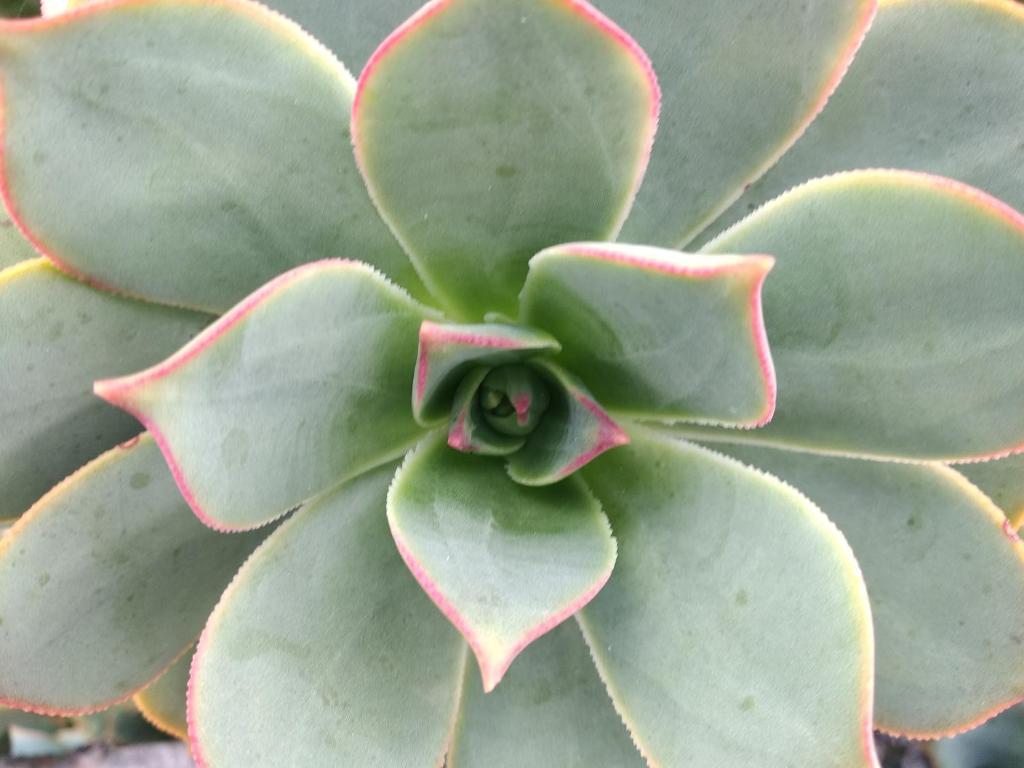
left=0, top=0, right=1023, bottom=766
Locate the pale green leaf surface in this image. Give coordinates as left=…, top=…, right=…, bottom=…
left=520, top=242, right=775, bottom=426
left=353, top=0, right=658, bottom=319
left=0, top=0, right=426, bottom=312
left=704, top=0, right=1024, bottom=245
left=448, top=621, right=644, bottom=768
left=0, top=435, right=265, bottom=713
left=700, top=170, right=1024, bottom=461
left=190, top=463, right=466, bottom=768
left=579, top=433, right=875, bottom=768
left=133, top=647, right=190, bottom=741
left=506, top=360, right=629, bottom=486
left=388, top=434, right=616, bottom=692
left=708, top=442, right=1024, bottom=738
left=0, top=205, right=35, bottom=269
left=0, top=259, right=208, bottom=520
left=96, top=260, right=434, bottom=531
left=414, top=321, right=559, bottom=424
left=958, top=455, right=1024, bottom=530
left=602, top=0, right=875, bottom=247
left=931, top=704, right=1024, bottom=768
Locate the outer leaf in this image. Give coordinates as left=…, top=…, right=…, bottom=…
left=706, top=0, right=1024, bottom=244
left=414, top=320, right=559, bottom=424
left=0, top=203, right=34, bottom=268
left=604, top=0, right=876, bottom=247
left=931, top=704, right=1024, bottom=768
left=958, top=455, right=1024, bottom=530
left=520, top=242, right=776, bottom=427
left=448, top=621, right=644, bottom=768
left=0, top=435, right=265, bottom=714
left=699, top=170, right=1024, bottom=461
left=709, top=442, right=1024, bottom=738
left=0, top=0, right=426, bottom=312
left=387, top=434, right=616, bottom=692
left=507, top=360, right=629, bottom=486
left=189, top=463, right=466, bottom=768
left=353, top=0, right=659, bottom=319
left=133, top=648, right=191, bottom=741
left=0, top=259, right=208, bottom=520
left=96, top=260, right=435, bottom=531
left=578, top=433, right=876, bottom=768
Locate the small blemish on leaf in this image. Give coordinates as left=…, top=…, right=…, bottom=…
left=32, top=150, right=47, bottom=166
left=118, top=435, right=141, bottom=450
left=221, top=428, right=251, bottom=467
left=739, top=696, right=755, bottom=712
left=905, top=515, right=921, bottom=530
left=129, top=472, right=151, bottom=490
left=734, top=589, right=748, bottom=607
left=47, top=321, right=64, bottom=341
left=220, top=200, right=239, bottom=213
left=495, top=164, right=518, bottom=179
left=37, top=572, right=50, bottom=588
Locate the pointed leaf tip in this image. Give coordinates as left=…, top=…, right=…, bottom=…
left=521, top=243, right=777, bottom=428
left=387, top=434, right=616, bottom=691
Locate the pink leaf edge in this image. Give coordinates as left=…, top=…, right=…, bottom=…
left=534, top=242, right=778, bottom=428
left=351, top=0, right=661, bottom=240
left=93, top=259, right=362, bottom=534
left=388, top=515, right=614, bottom=693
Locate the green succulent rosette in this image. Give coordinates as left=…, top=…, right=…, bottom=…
left=0, top=0, right=1023, bottom=766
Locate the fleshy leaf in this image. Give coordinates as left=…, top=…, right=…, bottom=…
left=706, top=0, right=1024, bottom=244
left=578, top=433, right=876, bottom=768
left=0, top=0, right=426, bottom=312
left=507, top=360, right=629, bottom=486
left=189, top=463, right=465, bottom=768
left=604, top=0, right=875, bottom=247
left=0, top=259, right=208, bottom=520
left=0, top=435, right=265, bottom=714
left=448, top=621, right=644, bottom=768
left=709, top=442, right=1024, bottom=738
left=414, top=320, right=559, bottom=425
left=133, top=647, right=191, bottom=741
left=353, top=0, right=659, bottom=319
left=447, top=367, right=526, bottom=456
left=520, top=242, right=775, bottom=427
left=698, top=170, right=1024, bottom=461
left=958, top=455, right=1024, bottom=531
left=0, top=203, right=35, bottom=268
left=96, top=260, right=434, bottom=532
left=387, top=434, right=616, bottom=692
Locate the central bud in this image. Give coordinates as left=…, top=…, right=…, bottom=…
left=412, top=320, right=629, bottom=486
left=479, top=365, right=551, bottom=437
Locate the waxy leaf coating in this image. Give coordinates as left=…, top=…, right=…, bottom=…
left=0, top=0, right=425, bottom=312
left=702, top=170, right=1024, bottom=461
left=958, top=455, right=1024, bottom=531
left=388, top=434, right=616, bottom=691
left=96, top=260, right=436, bottom=531
left=0, top=259, right=208, bottom=520
left=710, top=0, right=1024, bottom=243
left=579, top=433, right=876, bottom=768
left=520, top=242, right=776, bottom=427
left=712, top=442, right=1024, bottom=738
left=448, top=621, right=644, bottom=767
left=0, top=435, right=265, bottom=714
left=354, top=0, right=659, bottom=319
left=190, top=463, right=465, bottom=768
left=606, top=0, right=876, bottom=247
